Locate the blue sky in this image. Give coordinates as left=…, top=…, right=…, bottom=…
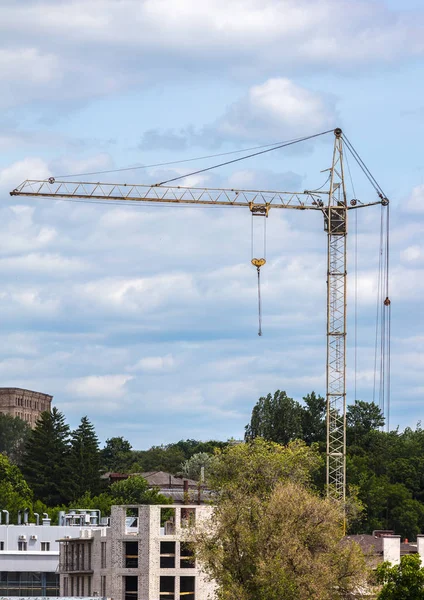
left=1, top=0, right=423, bottom=448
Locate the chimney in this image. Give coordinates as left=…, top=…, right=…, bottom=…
left=417, top=535, right=424, bottom=563
left=383, top=535, right=401, bottom=565
left=17, top=510, right=22, bottom=525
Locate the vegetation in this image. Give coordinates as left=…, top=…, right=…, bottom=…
left=246, top=390, right=424, bottom=539
left=2, top=386, right=424, bottom=543
left=194, top=439, right=367, bottom=600
left=376, top=554, right=424, bottom=599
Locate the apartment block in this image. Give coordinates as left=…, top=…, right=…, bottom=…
left=58, top=504, right=215, bottom=600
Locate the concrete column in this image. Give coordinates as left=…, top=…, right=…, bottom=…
left=417, top=535, right=424, bottom=564
left=383, top=536, right=401, bottom=565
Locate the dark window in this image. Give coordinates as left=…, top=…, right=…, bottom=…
left=101, top=575, right=106, bottom=597
left=180, top=543, right=195, bottom=569
left=18, top=541, right=27, bottom=551
left=101, top=541, right=107, bottom=568
left=160, top=576, right=175, bottom=600
left=0, top=541, right=4, bottom=550
left=180, top=576, right=195, bottom=600
left=160, top=541, right=176, bottom=568
left=41, top=542, right=50, bottom=551
left=124, top=575, right=138, bottom=600
left=180, top=508, right=195, bottom=529
left=161, top=508, right=176, bottom=535
left=125, top=541, right=139, bottom=568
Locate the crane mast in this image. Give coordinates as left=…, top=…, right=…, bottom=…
left=10, top=129, right=384, bottom=506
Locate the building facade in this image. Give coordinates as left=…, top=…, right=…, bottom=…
left=0, top=388, right=53, bottom=428
left=58, top=504, right=215, bottom=600
left=0, top=514, right=102, bottom=596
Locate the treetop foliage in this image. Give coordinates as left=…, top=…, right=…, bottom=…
left=194, top=439, right=366, bottom=600
left=376, top=554, right=424, bottom=599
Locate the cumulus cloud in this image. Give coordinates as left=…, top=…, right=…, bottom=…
left=406, top=184, right=424, bottom=213
left=139, top=78, right=337, bottom=148
left=0, top=0, right=423, bottom=109
left=67, top=374, right=134, bottom=399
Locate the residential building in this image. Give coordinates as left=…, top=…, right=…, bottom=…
left=0, top=388, right=52, bottom=428
left=58, top=504, right=215, bottom=600
left=0, top=510, right=103, bottom=596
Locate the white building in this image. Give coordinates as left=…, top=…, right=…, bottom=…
left=58, top=504, right=215, bottom=600
left=0, top=510, right=104, bottom=596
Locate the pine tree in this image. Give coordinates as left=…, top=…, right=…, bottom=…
left=69, top=416, right=101, bottom=500
left=22, top=407, right=71, bottom=506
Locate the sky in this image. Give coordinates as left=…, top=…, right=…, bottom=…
left=1, top=0, right=424, bottom=449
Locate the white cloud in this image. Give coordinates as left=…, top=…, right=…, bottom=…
left=213, top=78, right=336, bottom=143
left=406, top=184, right=424, bottom=213
left=129, top=354, right=177, bottom=373
left=0, top=0, right=423, bottom=108
left=67, top=374, right=134, bottom=399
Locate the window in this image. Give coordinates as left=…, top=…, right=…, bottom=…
left=18, top=541, right=27, bottom=551
left=180, top=576, right=195, bottom=600
left=101, top=542, right=107, bottom=568
left=161, top=508, right=176, bottom=536
left=160, top=542, right=175, bottom=569
left=101, top=575, right=106, bottom=597
left=0, top=542, right=4, bottom=551
left=180, top=543, right=195, bottom=569
left=63, top=577, right=68, bottom=596
left=125, top=541, right=138, bottom=568
left=160, top=576, right=174, bottom=600
left=41, top=542, right=50, bottom=551
left=124, top=576, right=138, bottom=600
left=181, top=508, right=195, bottom=529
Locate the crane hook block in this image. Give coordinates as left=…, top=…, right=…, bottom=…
left=251, top=258, right=266, bottom=268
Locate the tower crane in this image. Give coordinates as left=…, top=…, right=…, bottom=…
left=10, top=128, right=389, bottom=506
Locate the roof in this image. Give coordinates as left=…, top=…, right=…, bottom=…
left=101, top=471, right=198, bottom=488
left=141, top=471, right=198, bottom=487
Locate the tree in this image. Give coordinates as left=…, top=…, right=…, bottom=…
left=376, top=554, right=424, bottom=599
left=347, top=400, right=385, bottom=444
left=245, top=390, right=303, bottom=445
left=301, top=392, right=326, bottom=445
left=22, top=408, right=71, bottom=506
left=179, top=452, right=217, bottom=482
left=195, top=439, right=366, bottom=600
left=0, top=413, right=31, bottom=464
left=0, top=454, right=33, bottom=521
left=101, top=436, right=134, bottom=472
left=69, top=416, right=101, bottom=500
left=74, top=475, right=171, bottom=515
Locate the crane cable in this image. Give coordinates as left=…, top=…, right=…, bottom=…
left=343, top=134, right=391, bottom=429
left=251, top=215, right=267, bottom=336
left=344, top=150, right=358, bottom=401
left=154, top=129, right=334, bottom=186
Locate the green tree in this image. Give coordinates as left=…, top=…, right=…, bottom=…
left=301, top=392, right=326, bottom=445
left=179, top=452, right=217, bottom=482
left=101, top=436, right=134, bottom=472
left=0, top=414, right=31, bottom=464
left=75, top=475, right=171, bottom=515
left=22, top=408, right=71, bottom=505
left=376, top=554, right=424, bottom=599
left=69, top=416, right=101, bottom=500
left=245, top=390, right=303, bottom=445
left=195, top=439, right=366, bottom=600
left=0, top=454, right=33, bottom=521
left=347, top=400, right=385, bottom=444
